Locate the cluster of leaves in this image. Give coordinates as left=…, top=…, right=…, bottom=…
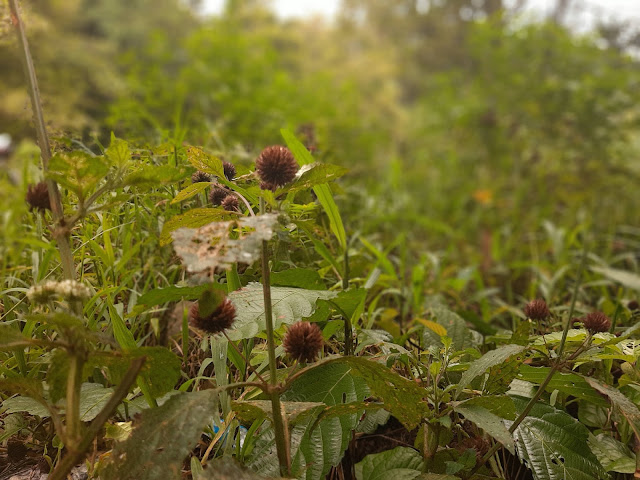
left=2, top=126, right=640, bottom=480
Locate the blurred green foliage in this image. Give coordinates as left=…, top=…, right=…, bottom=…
left=2, top=0, right=640, bottom=275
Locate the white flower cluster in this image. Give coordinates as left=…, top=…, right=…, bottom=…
left=27, top=280, right=92, bottom=304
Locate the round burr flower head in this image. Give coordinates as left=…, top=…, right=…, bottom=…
left=26, top=182, right=51, bottom=212
left=583, top=311, right=611, bottom=334
left=523, top=299, right=550, bottom=321
left=283, top=321, right=324, bottom=363
left=221, top=195, right=239, bottom=212
left=255, top=146, right=298, bottom=189
left=223, top=161, right=236, bottom=181
left=628, top=300, right=639, bottom=311
left=189, top=298, right=236, bottom=335
left=209, top=185, right=229, bottom=206
left=191, top=170, right=212, bottom=183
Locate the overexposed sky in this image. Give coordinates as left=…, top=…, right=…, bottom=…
left=201, top=0, right=640, bottom=26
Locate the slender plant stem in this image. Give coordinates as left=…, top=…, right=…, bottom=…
left=259, top=197, right=291, bottom=476
left=65, top=353, right=85, bottom=449
left=343, top=244, right=353, bottom=356
left=49, top=356, right=146, bottom=480
left=9, top=0, right=76, bottom=284
left=223, top=331, right=267, bottom=384
left=467, top=240, right=590, bottom=479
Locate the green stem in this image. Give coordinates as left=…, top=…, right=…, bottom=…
left=343, top=245, right=353, bottom=356
left=65, top=353, right=84, bottom=449
left=49, top=356, right=146, bottom=480
left=9, top=0, right=76, bottom=285
left=259, top=197, right=291, bottom=476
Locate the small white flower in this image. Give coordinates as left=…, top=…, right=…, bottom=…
left=27, top=279, right=92, bottom=304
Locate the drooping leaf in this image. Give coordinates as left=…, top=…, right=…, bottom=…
left=226, top=284, right=336, bottom=341
left=591, top=266, right=640, bottom=291
left=354, top=446, right=424, bottom=480
left=584, top=377, right=640, bottom=438
left=171, top=214, right=278, bottom=272
left=453, top=403, right=514, bottom=453
left=281, top=129, right=347, bottom=250
left=456, top=344, right=526, bottom=398
left=509, top=398, right=608, bottom=480
left=2, top=395, right=50, bottom=418
left=453, top=395, right=516, bottom=421
left=588, top=433, right=635, bottom=474
left=233, top=400, right=325, bottom=425
left=185, top=146, right=224, bottom=178
left=518, top=366, right=609, bottom=407
left=102, top=389, right=219, bottom=480
left=160, top=207, right=235, bottom=246
left=270, top=268, right=325, bottom=290
left=171, top=182, right=211, bottom=204
left=278, top=163, right=348, bottom=194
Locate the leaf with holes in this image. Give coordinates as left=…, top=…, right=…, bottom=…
left=172, top=215, right=278, bottom=272
left=102, top=389, right=219, bottom=480
left=226, top=283, right=336, bottom=341
left=509, top=398, right=608, bottom=480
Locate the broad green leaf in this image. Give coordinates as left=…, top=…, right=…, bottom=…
left=171, top=182, right=211, bottom=204
left=2, top=395, right=50, bottom=417
left=281, top=129, right=347, bottom=250
left=355, top=446, right=424, bottom=480
left=2, top=383, right=114, bottom=421
left=159, top=207, right=234, bottom=245
left=509, top=398, right=608, bottom=480
left=271, top=268, right=325, bottom=290
left=485, top=354, right=526, bottom=395
left=87, top=347, right=181, bottom=399
left=423, top=307, right=475, bottom=351
left=136, top=283, right=224, bottom=309
left=226, top=284, right=336, bottom=341
left=278, top=163, right=348, bottom=194
left=588, top=433, right=635, bottom=474
left=584, top=377, right=640, bottom=438
left=105, top=133, right=130, bottom=167
left=453, top=395, right=516, bottom=420
left=48, top=151, right=109, bottom=197
left=102, top=389, right=220, bottom=480
left=518, top=366, right=609, bottom=407
left=233, top=400, right=325, bottom=425
left=591, top=266, right=640, bottom=291
left=331, top=288, right=367, bottom=322
left=248, top=361, right=369, bottom=480
left=313, top=357, right=430, bottom=429
left=186, top=146, right=224, bottom=177
left=456, top=344, right=526, bottom=398
left=453, top=403, right=514, bottom=453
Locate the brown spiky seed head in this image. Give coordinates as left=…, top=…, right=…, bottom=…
left=524, top=299, right=550, bottom=321
left=260, top=181, right=277, bottom=192
left=583, top=311, right=611, bottom=334
left=221, top=195, right=239, bottom=212
left=256, top=146, right=298, bottom=188
left=191, top=170, right=212, bottom=183
left=209, top=185, right=229, bottom=206
left=628, top=300, right=639, bottom=311
left=283, top=321, right=323, bottom=363
left=26, top=182, right=51, bottom=212
left=189, top=298, right=236, bottom=334
left=223, top=161, right=236, bottom=181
